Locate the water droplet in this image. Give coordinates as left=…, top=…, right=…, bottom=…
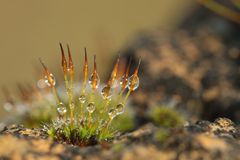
left=37, top=79, right=47, bottom=89
left=3, top=102, right=13, bottom=112
left=101, top=86, right=113, bottom=100
left=87, top=102, right=95, bottom=113
left=57, top=102, right=67, bottom=116
left=120, top=76, right=128, bottom=89
left=88, top=73, right=100, bottom=89
left=128, top=75, right=139, bottom=91
left=42, top=124, right=49, bottom=132
left=108, top=108, right=117, bottom=119
left=44, top=73, right=56, bottom=87
left=79, top=94, right=86, bottom=104
left=116, top=103, right=124, bottom=115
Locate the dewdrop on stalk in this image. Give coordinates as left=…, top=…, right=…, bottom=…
left=44, top=74, right=56, bottom=87
left=79, top=95, right=86, bottom=104
left=57, top=102, right=67, bottom=116
left=101, top=57, right=120, bottom=100
left=101, top=86, right=113, bottom=100
left=38, top=43, right=141, bottom=146
left=88, top=55, right=100, bottom=90
left=128, top=75, right=139, bottom=91
left=128, top=59, right=141, bottom=91
left=115, top=103, right=124, bottom=115
left=88, top=74, right=100, bottom=90
left=79, top=49, right=88, bottom=104
left=120, top=57, right=132, bottom=91
left=39, top=59, right=56, bottom=88
left=87, top=102, right=95, bottom=113
left=108, top=108, right=117, bottom=119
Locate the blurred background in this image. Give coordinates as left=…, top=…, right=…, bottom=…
left=0, top=0, right=194, bottom=115
left=0, top=0, right=193, bottom=101
left=0, top=0, right=240, bottom=122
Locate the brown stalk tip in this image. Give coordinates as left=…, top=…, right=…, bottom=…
left=59, top=43, right=68, bottom=73
left=112, top=57, right=120, bottom=76
left=84, top=47, right=88, bottom=63
left=67, top=44, right=74, bottom=73
left=108, top=57, right=120, bottom=86
left=134, top=58, right=141, bottom=76
left=83, top=48, right=88, bottom=82
left=94, top=55, right=97, bottom=73
left=120, top=57, right=132, bottom=91
left=115, top=56, right=120, bottom=70
left=39, top=58, right=56, bottom=87
left=39, top=58, right=49, bottom=74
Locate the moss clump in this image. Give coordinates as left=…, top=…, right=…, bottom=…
left=39, top=44, right=140, bottom=146
left=150, top=106, right=184, bottom=128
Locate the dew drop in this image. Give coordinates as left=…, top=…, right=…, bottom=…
left=120, top=76, right=128, bottom=89
left=101, top=86, right=113, bottom=100
left=108, top=108, right=117, bottom=119
left=37, top=79, right=47, bottom=89
left=3, top=102, right=13, bottom=112
left=87, top=102, right=95, bottom=113
left=44, top=73, right=56, bottom=87
left=116, top=103, right=124, bottom=115
left=88, top=73, right=100, bottom=89
left=128, top=75, right=139, bottom=91
left=57, top=102, right=67, bottom=116
left=79, top=94, right=86, bottom=104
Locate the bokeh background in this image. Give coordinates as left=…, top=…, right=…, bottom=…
left=0, top=0, right=194, bottom=116
left=0, top=0, right=240, bottom=122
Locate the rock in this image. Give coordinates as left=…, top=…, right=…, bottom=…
left=119, top=27, right=240, bottom=122
left=0, top=118, right=240, bottom=159
left=186, top=117, right=240, bottom=139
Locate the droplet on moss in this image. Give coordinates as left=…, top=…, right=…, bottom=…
left=108, top=108, right=117, bottom=119
left=57, top=102, right=67, bottom=116
left=79, top=95, right=86, bottom=104
left=87, top=102, right=95, bottom=113
left=44, top=73, right=56, bottom=87
left=116, top=103, right=124, bottom=115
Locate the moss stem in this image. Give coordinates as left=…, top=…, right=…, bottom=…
left=51, top=87, right=60, bottom=104
left=122, top=90, right=131, bottom=105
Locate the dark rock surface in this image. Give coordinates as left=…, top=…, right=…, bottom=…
left=0, top=118, right=239, bottom=160
left=119, top=26, right=240, bottom=122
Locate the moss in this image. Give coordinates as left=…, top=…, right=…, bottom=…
left=38, top=44, right=140, bottom=146
left=150, top=106, right=184, bottom=128
left=154, top=128, right=170, bottom=143
left=4, top=44, right=139, bottom=146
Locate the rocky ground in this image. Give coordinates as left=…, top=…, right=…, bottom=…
left=0, top=118, right=239, bottom=160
